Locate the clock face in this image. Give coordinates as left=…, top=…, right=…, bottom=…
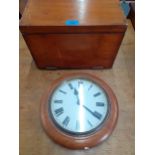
left=48, top=78, right=109, bottom=135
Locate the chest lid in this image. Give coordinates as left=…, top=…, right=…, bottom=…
left=20, top=0, right=127, bottom=34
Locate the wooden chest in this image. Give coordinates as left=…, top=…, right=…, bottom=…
left=20, top=0, right=127, bottom=69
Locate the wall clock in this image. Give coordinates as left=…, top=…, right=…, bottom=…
left=41, top=73, right=118, bottom=149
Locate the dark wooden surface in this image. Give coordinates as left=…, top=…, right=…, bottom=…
left=41, top=73, right=118, bottom=149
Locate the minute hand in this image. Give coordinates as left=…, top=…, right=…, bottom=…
left=82, top=105, right=102, bottom=120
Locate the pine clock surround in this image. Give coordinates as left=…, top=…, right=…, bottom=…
left=41, top=73, right=118, bottom=149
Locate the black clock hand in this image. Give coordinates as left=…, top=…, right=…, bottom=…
left=73, top=88, right=80, bottom=105
left=82, top=105, right=102, bottom=120
left=74, top=88, right=78, bottom=96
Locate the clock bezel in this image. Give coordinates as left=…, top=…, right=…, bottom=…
left=41, top=72, right=118, bottom=149
left=48, top=77, right=111, bottom=136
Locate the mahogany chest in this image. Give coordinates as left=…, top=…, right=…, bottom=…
left=20, top=0, right=127, bottom=69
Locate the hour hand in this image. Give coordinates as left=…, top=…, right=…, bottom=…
left=74, top=88, right=79, bottom=96
left=73, top=88, right=80, bottom=105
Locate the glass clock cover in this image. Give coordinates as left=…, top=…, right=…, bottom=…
left=49, top=78, right=109, bottom=135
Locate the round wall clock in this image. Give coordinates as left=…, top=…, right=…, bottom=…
left=41, top=73, right=118, bottom=149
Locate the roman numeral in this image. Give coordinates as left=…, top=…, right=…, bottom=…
left=54, top=107, right=64, bottom=116
left=68, top=83, right=73, bottom=89
left=93, top=111, right=102, bottom=120
left=62, top=116, right=70, bottom=127
left=87, top=120, right=93, bottom=127
left=54, top=100, right=63, bottom=104
left=96, top=102, right=105, bottom=106
left=59, top=89, right=67, bottom=94
left=94, top=92, right=101, bottom=97
left=78, top=80, right=83, bottom=87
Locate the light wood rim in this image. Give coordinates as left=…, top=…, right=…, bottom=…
left=40, top=72, right=118, bottom=149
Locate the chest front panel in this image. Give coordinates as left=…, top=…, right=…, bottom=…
left=23, top=32, right=125, bottom=69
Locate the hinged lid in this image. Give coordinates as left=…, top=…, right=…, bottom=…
left=20, top=0, right=127, bottom=34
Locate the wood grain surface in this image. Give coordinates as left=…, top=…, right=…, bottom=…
left=20, top=20, right=134, bottom=154
left=20, top=0, right=126, bottom=26
left=23, top=33, right=125, bottom=69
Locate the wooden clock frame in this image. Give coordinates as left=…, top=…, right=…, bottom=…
left=40, top=73, right=118, bottom=149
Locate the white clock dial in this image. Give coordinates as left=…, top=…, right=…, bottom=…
left=49, top=78, right=109, bottom=135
